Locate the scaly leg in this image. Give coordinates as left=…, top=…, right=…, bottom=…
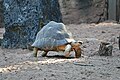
left=64, top=44, right=72, bottom=58
left=74, top=47, right=81, bottom=58
left=33, top=47, right=38, bottom=57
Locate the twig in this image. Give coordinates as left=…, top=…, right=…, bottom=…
left=73, top=62, right=94, bottom=66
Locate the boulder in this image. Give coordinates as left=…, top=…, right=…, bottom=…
left=0, top=0, right=3, bottom=28
left=2, top=0, right=62, bottom=48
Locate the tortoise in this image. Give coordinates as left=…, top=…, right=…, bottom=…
left=32, top=21, right=83, bottom=58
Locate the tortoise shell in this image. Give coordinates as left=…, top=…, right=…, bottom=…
left=32, top=21, right=75, bottom=50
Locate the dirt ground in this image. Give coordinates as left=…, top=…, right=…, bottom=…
left=0, top=22, right=120, bottom=80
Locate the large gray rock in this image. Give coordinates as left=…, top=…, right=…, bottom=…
left=0, top=0, right=3, bottom=28
left=2, top=0, right=62, bottom=48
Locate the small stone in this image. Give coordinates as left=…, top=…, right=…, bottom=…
left=116, top=67, right=120, bottom=69
left=102, top=31, right=106, bottom=33
left=51, top=74, right=55, bottom=76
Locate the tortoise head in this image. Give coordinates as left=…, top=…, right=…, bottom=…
left=77, top=41, right=83, bottom=45
left=71, top=41, right=83, bottom=47
left=71, top=41, right=83, bottom=58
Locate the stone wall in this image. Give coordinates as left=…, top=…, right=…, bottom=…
left=59, top=0, right=106, bottom=24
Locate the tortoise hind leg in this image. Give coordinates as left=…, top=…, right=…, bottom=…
left=41, top=51, right=48, bottom=57
left=33, top=47, right=38, bottom=57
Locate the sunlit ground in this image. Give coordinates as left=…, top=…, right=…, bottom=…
left=0, top=23, right=120, bottom=80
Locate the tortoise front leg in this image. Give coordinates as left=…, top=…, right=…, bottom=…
left=33, top=47, right=38, bottom=57
left=71, top=42, right=82, bottom=58
left=74, top=47, right=81, bottom=58
left=64, top=44, right=72, bottom=58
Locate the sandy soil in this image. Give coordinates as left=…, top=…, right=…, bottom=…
left=0, top=22, right=120, bottom=80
